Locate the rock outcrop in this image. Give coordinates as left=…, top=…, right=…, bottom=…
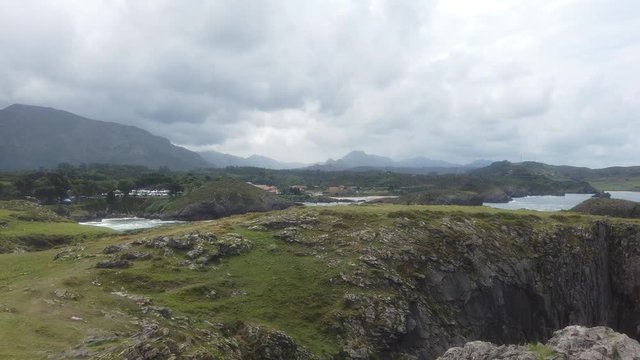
left=572, top=197, right=640, bottom=218
left=159, top=178, right=293, bottom=221
left=244, top=209, right=640, bottom=359
left=439, top=325, right=640, bottom=359
left=52, top=208, right=640, bottom=359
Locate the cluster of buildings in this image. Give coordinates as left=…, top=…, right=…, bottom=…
left=107, top=189, right=172, bottom=198
left=128, top=189, right=171, bottom=197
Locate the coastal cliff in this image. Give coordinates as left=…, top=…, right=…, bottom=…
left=4, top=205, right=640, bottom=359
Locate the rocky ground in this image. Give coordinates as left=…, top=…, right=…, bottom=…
left=439, top=326, right=640, bottom=359
left=572, top=197, right=640, bottom=218
left=2, top=204, right=640, bottom=359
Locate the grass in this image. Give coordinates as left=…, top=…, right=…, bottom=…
left=145, top=177, right=286, bottom=215
left=0, top=245, right=135, bottom=358
left=95, top=224, right=347, bottom=356
left=0, top=202, right=633, bottom=359
left=589, top=177, right=640, bottom=191
left=0, top=201, right=111, bottom=253
left=526, top=343, right=557, bottom=359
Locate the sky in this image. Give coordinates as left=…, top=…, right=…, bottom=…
left=0, top=0, right=639, bottom=167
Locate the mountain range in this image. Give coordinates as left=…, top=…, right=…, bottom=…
left=306, top=150, right=493, bottom=172
left=0, top=104, right=493, bottom=172
left=198, top=151, right=305, bottom=169
left=0, top=104, right=209, bottom=171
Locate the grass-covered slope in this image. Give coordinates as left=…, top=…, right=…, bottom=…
left=147, top=177, right=293, bottom=220
left=0, top=104, right=209, bottom=171
left=0, top=200, right=110, bottom=253
left=67, top=177, right=294, bottom=221
left=1, top=205, right=640, bottom=359
left=571, top=197, right=640, bottom=218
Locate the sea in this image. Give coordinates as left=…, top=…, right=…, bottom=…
left=483, top=191, right=640, bottom=211
left=79, top=217, right=183, bottom=231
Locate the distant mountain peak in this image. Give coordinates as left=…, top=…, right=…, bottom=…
left=3, top=103, right=67, bottom=114
left=0, top=104, right=208, bottom=171
left=305, top=150, right=492, bottom=174
left=198, top=150, right=305, bottom=169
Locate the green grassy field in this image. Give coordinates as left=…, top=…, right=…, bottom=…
left=0, top=201, right=111, bottom=253
left=0, top=203, right=634, bottom=358
left=589, top=177, right=640, bottom=191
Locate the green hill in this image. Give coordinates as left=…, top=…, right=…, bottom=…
left=0, top=104, right=209, bottom=171
left=0, top=200, right=110, bottom=253
left=571, top=197, right=640, bottom=218
left=473, top=160, right=640, bottom=191
left=148, top=177, right=293, bottom=220
left=2, top=204, right=640, bottom=358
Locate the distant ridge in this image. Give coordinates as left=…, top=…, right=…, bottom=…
left=0, top=104, right=209, bottom=170
left=307, top=150, right=493, bottom=173
left=198, top=150, right=305, bottom=169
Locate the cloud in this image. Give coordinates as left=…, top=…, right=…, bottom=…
left=0, top=0, right=638, bottom=167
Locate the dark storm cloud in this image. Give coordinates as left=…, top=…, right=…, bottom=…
left=0, top=0, right=638, bottom=166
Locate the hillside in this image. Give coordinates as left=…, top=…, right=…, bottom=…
left=148, top=178, right=294, bottom=220
left=473, top=160, right=640, bottom=191
left=66, top=178, right=294, bottom=221
left=0, top=200, right=110, bottom=253
left=307, top=150, right=492, bottom=174
left=199, top=150, right=305, bottom=169
left=2, top=205, right=640, bottom=358
left=571, top=197, right=640, bottom=218
left=0, top=104, right=209, bottom=171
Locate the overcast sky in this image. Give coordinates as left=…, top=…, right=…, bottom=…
left=1, top=0, right=639, bottom=167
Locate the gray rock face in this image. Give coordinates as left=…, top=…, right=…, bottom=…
left=374, top=220, right=640, bottom=359
left=95, top=259, right=131, bottom=269
left=549, top=326, right=640, bottom=359
left=439, top=326, right=640, bottom=360
left=235, top=324, right=317, bottom=360
left=99, top=232, right=252, bottom=271
left=88, top=211, right=640, bottom=359
left=266, top=211, right=640, bottom=359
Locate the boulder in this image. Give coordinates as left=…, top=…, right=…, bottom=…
left=438, top=326, right=640, bottom=360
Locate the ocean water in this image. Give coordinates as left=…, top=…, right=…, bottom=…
left=484, top=191, right=640, bottom=211
left=302, top=195, right=398, bottom=207
left=484, top=193, right=594, bottom=211
left=608, top=191, right=640, bottom=202
left=79, top=217, right=183, bottom=231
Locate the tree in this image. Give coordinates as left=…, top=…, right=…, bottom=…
left=167, top=181, right=184, bottom=197
left=106, top=190, right=117, bottom=205
left=117, top=180, right=134, bottom=197
left=56, top=163, right=77, bottom=177
left=15, top=172, right=70, bottom=203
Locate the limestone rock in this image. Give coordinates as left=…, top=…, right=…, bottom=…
left=235, top=324, right=317, bottom=360
left=549, top=326, right=640, bottom=360
left=95, top=259, right=131, bottom=269
left=216, top=233, right=252, bottom=256
left=54, top=288, right=81, bottom=300
left=102, top=244, right=126, bottom=254
left=438, top=326, right=640, bottom=360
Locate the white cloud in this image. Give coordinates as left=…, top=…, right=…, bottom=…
left=0, top=0, right=638, bottom=167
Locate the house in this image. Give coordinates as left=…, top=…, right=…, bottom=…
left=247, top=182, right=279, bottom=194
left=129, top=189, right=171, bottom=197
